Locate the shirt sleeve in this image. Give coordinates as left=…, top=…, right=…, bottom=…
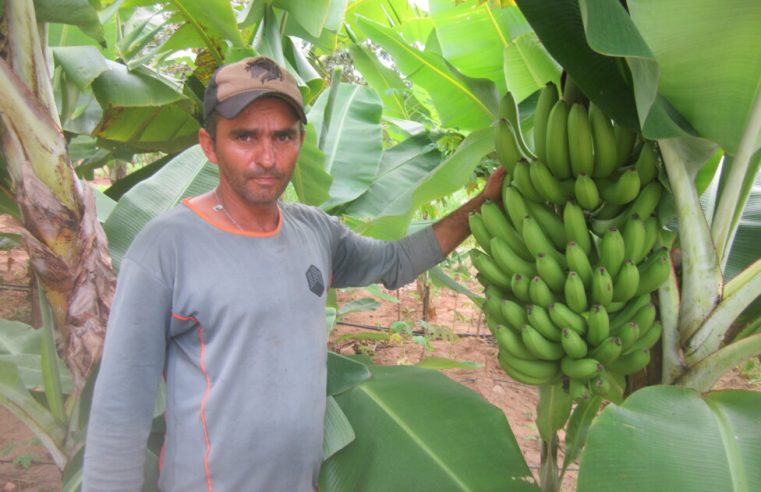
left=328, top=219, right=445, bottom=290
left=82, top=257, right=171, bottom=492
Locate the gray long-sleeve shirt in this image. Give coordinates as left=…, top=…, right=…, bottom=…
left=83, top=200, right=444, bottom=491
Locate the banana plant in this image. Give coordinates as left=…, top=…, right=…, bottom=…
left=515, top=0, right=761, bottom=490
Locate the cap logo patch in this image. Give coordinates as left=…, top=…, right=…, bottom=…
left=245, top=58, right=283, bottom=84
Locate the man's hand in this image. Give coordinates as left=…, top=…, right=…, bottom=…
left=431, top=167, right=508, bottom=256
left=481, top=166, right=507, bottom=204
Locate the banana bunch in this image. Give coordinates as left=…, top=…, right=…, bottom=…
left=475, top=85, right=673, bottom=402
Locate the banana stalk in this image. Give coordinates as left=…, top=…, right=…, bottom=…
left=658, top=264, right=685, bottom=385
left=0, top=1, right=116, bottom=391
left=683, top=261, right=761, bottom=365
left=658, top=138, right=723, bottom=343
left=711, top=88, right=761, bottom=269
left=676, top=333, right=761, bottom=392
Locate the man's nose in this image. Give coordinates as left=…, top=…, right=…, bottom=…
left=255, top=140, right=276, bottom=168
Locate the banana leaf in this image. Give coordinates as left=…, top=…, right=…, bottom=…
left=578, top=385, right=761, bottom=492
left=320, top=364, right=539, bottom=491
left=357, top=16, right=498, bottom=132
left=103, top=145, right=218, bottom=270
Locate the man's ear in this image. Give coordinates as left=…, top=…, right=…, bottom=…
left=199, top=128, right=218, bottom=164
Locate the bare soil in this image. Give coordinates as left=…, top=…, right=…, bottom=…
left=0, top=248, right=758, bottom=491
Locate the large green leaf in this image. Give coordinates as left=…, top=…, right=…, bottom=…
left=52, top=46, right=108, bottom=90
left=320, top=364, right=539, bottom=491
left=103, top=145, right=217, bottom=270
left=515, top=0, right=638, bottom=129
left=168, top=0, right=245, bottom=51
left=578, top=386, right=761, bottom=492
left=290, top=128, right=332, bottom=207
left=348, top=43, right=423, bottom=121
left=340, top=133, right=441, bottom=237
left=357, top=16, right=498, bottom=132
left=34, top=0, right=105, bottom=44
left=90, top=61, right=199, bottom=153
left=0, top=320, right=73, bottom=393
left=274, top=0, right=332, bottom=38
left=349, top=127, right=494, bottom=239
left=344, top=0, right=421, bottom=42
left=430, top=0, right=558, bottom=101
left=308, top=83, right=384, bottom=209
left=628, top=0, right=761, bottom=155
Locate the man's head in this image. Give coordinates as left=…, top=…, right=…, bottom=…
left=202, top=56, right=307, bottom=137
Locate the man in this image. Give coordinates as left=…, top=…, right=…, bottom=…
left=83, top=55, right=504, bottom=491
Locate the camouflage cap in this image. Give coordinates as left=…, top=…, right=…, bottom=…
left=203, top=56, right=307, bottom=123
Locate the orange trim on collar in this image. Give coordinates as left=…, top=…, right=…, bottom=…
left=182, top=198, right=282, bottom=237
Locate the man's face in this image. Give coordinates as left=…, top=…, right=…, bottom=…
left=200, top=97, right=304, bottom=207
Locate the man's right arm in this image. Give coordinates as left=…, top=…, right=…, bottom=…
left=83, top=258, right=171, bottom=491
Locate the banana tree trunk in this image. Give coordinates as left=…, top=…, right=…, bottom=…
left=0, top=2, right=115, bottom=392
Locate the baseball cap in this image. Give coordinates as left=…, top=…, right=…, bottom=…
left=203, top=56, right=307, bottom=123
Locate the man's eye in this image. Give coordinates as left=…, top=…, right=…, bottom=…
left=276, top=133, right=294, bottom=142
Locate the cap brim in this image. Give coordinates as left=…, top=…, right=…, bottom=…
left=215, top=90, right=307, bottom=123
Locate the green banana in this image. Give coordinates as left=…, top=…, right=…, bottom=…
left=468, top=212, right=493, bottom=255
left=496, top=326, right=536, bottom=360
left=565, top=240, right=594, bottom=289
left=627, top=181, right=663, bottom=220
left=590, top=206, right=628, bottom=237
left=614, top=124, right=638, bottom=166
left=497, top=91, right=536, bottom=160
left=500, top=299, right=528, bottom=331
left=533, top=82, right=560, bottom=163
left=569, top=377, right=591, bottom=401
left=574, top=174, right=601, bottom=210
left=591, top=266, right=614, bottom=307
left=527, top=304, right=561, bottom=341
left=502, top=185, right=529, bottom=231
left=564, top=271, right=588, bottom=314
left=561, top=357, right=603, bottom=379
left=530, top=160, right=569, bottom=205
left=511, top=273, right=532, bottom=303
left=591, top=374, right=611, bottom=396
left=622, top=215, right=647, bottom=264
left=536, top=252, right=566, bottom=292
left=494, top=119, right=523, bottom=173
left=549, top=302, right=587, bottom=336
left=635, top=249, right=671, bottom=296
left=545, top=100, right=572, bottom=179
left=561, top=327, right=588, bottom=359
left=586, top=304, right=611, bottom=347
left=522, top=215, right=565, bottom=264
left=563, top=202, right=592, bottom=256
left=513, top=160, right=544, bottom=203
left=615, top=321, right=640, bottom=352
left=471, top=249, right=512, bottom=290
left=484, top=293, right=509, bottom=326
left=529, top=275, right=556, bottom=308
left=606, top=300, right=628, bottom=313
left=599, top=168, right=641, bottom=205
left=498, top=351, right=561, bottom=385
left=525, top=199, right=567, bottom=250
left=481, top=201, right=533, bottom=261
left=631, top=302, right=657, bottom=336
left=588, top=336, right=623, bottom=365
left=625, top=320, right=662, bottom=354
left=490, top=236, right=537, bottom=277
left=567, top=103, right=595, bottom=176
left=500, top=352, right=561, bottom=380
left=635, top=140, right=659, bottom=184
left=599, top=226, right=625, bottom=278
left=612, top=259, right=640, bottom=303
left=608, top=348, right=651, bottom=375
left=610, top=293, right=652, bottom=331
left=642, top=216, right=660, bottom=260
left=595, top=201, right=625, bottom=220
left=521, top=324, right=565, bottom=360
left=588, top=103, right=618, bottom=178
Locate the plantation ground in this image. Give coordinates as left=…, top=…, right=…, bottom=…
left=0, top=247, right=758, bottom=491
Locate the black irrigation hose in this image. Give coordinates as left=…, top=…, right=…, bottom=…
left=0, top=282, right=32, bottom=292
left=336, top=320, right=495, bottom=339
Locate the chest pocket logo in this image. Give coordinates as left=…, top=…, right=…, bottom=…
left=305, top=265, right=325, bottom=297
